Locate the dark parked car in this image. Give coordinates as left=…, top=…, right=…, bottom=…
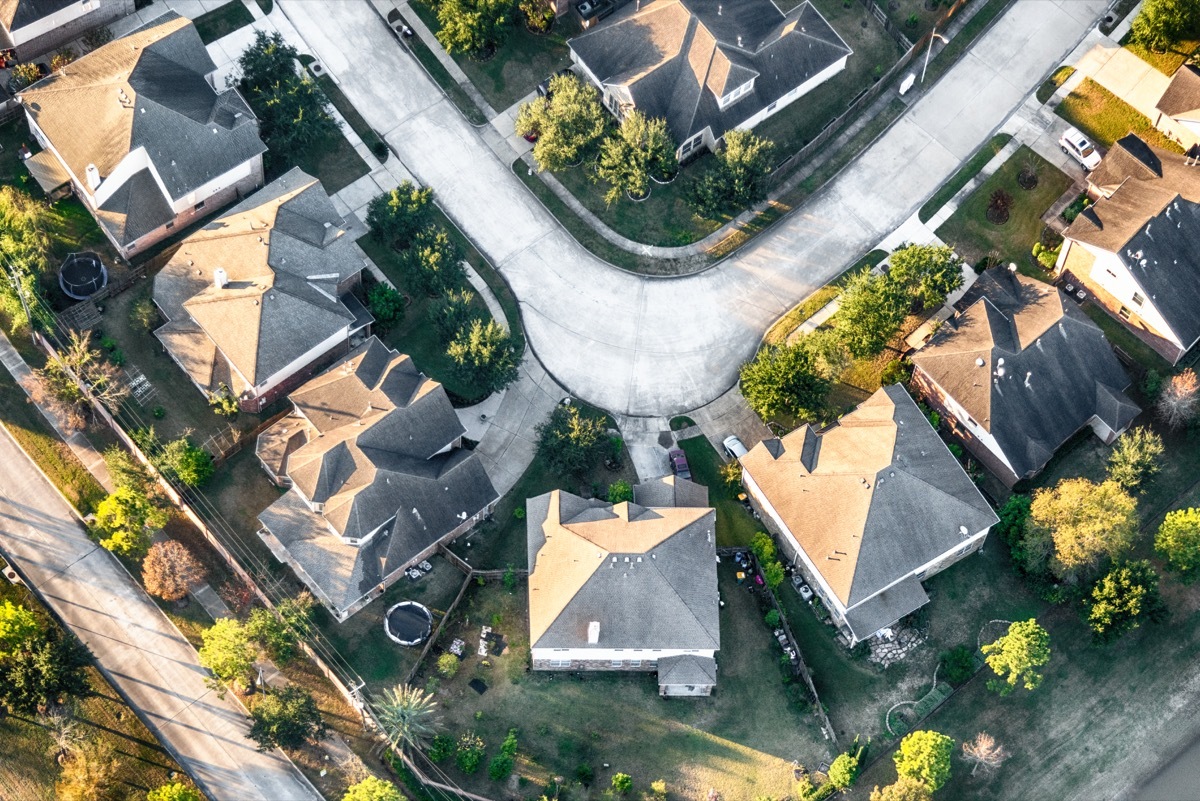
left=668, top=448, right=691, bottom=481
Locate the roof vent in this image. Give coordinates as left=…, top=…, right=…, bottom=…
left=975, top=357, right=984, bottom=367
left=959, top=525, right=969, bottom=537
left=84, top=163, right=101, bottom=192
left=717, top=3, right=721, bottom=13
left=588, top=621, right=600, bottom=644
left=213, top=267, right=228, bottom=289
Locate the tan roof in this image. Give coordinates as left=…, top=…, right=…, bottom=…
left=24, top=149, right=70, bottom=192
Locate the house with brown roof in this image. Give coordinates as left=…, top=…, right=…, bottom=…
left=738, top=385, right=998, bottom=645
left=1154, top=64, right=1200, bottom=151
left=568, top=0, right=850, bottom=159
left=912, top=268, right=1139, bottom=487
left=19, top=12, right=266, bottom=257
left=153, top=167, right=372, bottom=412
left=527, top=480, right=719, bottom=696
left=256, top=336, right=498, bottom=621
left=1, top=0, right=133, bottom=61
left=1056, top=133, right=1200, bottom=364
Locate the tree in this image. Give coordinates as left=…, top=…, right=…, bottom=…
left=157, top=435, right=214, bottom=487
left=739, top=342, right=831, bottom=421
left=448, top=318, right=520, bottom=394
left=611, top=773, right=634, bottom=794
left=248, top=592, right=316, bottom=663
left=608, top=480, right=634, bottom=503
left=22, top=363, right=86, bottom=434
left=938, top=644, right=977, bottom=686
left=343, top=777, right=406, bottom=801
left=869, top=777, right=932, bottom=801
left=720, top=129, right=776, bottom=208
left=595, top=111, right=676, bottom=205
left=1157, top=369, right=1199, bottom=428
left=1107, top=426, right=1164, bottom=491
left=102, top=447, right=155, bottom=494
left=835, top=271, right=910, bottom=358
left=40, top=704, right=84, bottom=762
left=429, top=288, right=479, bottom=339
left=1086, top=560, right=1166, bottom=643
left=90, top=486, right=170, bottom=558
left=981, top=618, right=1050, bottom=696
left=517, top=74, right=607, bottom=172
left=143, top=541, right=206, bottom=602
left=827, top=751, right=859, bottom=789
left=1024, top=478, right=1138, bottom=582
left=1156, top=507, right=1200, bottom=581
left=489, top=752, right=515, bottom=781
left=892, top=730, right=953, bottom=791
left=1131, top=0, right=1200, bottom=51
left=519, top=0, right=554, bottom=31
left=0, top=185, right=50, bottom=331
left=56, top=738, right=118, bottom=801
left=401, top=225, right=465, bottom=297
left=237, top=29, right=300, bottom=95
left=0, top=600, right=41, bottom=658
left=762, top=560, right=785, bottom=589
left=456, top=731, right=486, bottom=774
left=50, top=47, right=76, bottom=72
left=130, top=294, right=158, bottom=331
left=248, top=685, right=327, bottom=750
left=148, top=783, right=203, bottom=801
left=377, top=684, right=439, bottom=753
left=536, top=404, right=607, bottom=478
left=0, top=627, right=90, bottom=714
left=996, top=493, right=1033, bottom=566
left=10, top=62, right=43, bottom=90
left=961, top=732, right=1009, bottom=776
left=435, top=0, right=516, bottom=56
left=198, top=618, right=256, bottom=693
left=437, top=652, right=460, bottom=678
left=886, top=244, right=964, bottom=311
left=367, top=283, right=406, bottom=333
left=367, top=182, right=433, bottom=249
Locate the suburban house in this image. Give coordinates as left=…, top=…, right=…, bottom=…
left=567, top=0, right=851, bottom=160
left=1154, top=64, right=1200, bottom=152
left=526, top=480, right=720, bottom=696
left=1, top=0, right=133, bottom=61
left=152, top=167, right=373, bottom=412
left=1055, top=133, right=1200, bottom=364
left=738, top=384, right=998, bottom=646
left=256, top=336, right=499, bottom=621
left=911, top=268, right=1139, bottom=487
left=19, top=11, right=266, bottom=257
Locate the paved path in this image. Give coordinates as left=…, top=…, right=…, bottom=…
left=0, top=427, right=320, bottom=801
left=279, top=0, right=1107, bottom=421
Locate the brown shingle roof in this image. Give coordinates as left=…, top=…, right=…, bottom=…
left=1157, top=64, right=1200, bottom=118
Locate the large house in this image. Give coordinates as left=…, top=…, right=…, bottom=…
left=568, top=0, right=851, bottom=160
left=153, top=168, right=372, bottom=412
left=738, top=385, right=998, bottom=645
left=256, top=337, right=499, bottom=621
left=1153, top=64, right=1200, bottom=152
left=1056, top=134, right=1200, bottom=364
left=527, top=478, right=720, bottom=696
left=20, top=12, right=266, bottom=257
left=1, top=0, right=133, bottom=61
left=912, top=268, right=1139, bottom=487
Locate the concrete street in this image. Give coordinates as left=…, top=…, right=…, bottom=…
left=0, top=427, right=320, bottom=801
left=278, top=0, right=1108, bottom=419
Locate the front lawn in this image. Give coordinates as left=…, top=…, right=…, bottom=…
left=918, top=133, right=1012, bottom=223
left=676, top=434, right=760, bottom=547
left=1036, top=65, right=1075, bottom=104
left=935, top=145, right=1071, bottom=273
left=193, top=0, right=254, bottom=44
left=1055, top=77, right=1184, bottom=153
left=1121, top=34, right=1199, bottom=76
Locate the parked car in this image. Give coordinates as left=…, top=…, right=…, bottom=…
left=668, top=448, right=692, bottom=480
left=723, top=435, right=748, bottom=459
left=1059, top=126, right=1102, bottom=171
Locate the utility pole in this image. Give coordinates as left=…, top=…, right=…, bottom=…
left=921, top=28, right=950, bottom=84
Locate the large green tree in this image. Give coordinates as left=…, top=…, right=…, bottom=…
left=835, top=270, right=910, bottom=358
left=595, top=110, right=676, bottom=205
left=0, top=600, right=41, bottom=658
left=447, top=318, right=520, bottom=394
left=739, top=342, right=831, bottom=421
left=1156, top=507, right=1200, bottom=581
left=1086, top=560, right=1166, bottom=643
left=886, top=244, right=964, bottom=311
left=1131, top=0, right=1200, bottom=51
left=248, top=685, right=326, bottom=750
left=90, top=486, right=170, bottom=558
left=981, top=618, right=1051, bottom=696
left=1106, top=426, right=1164, bottom=492
left=1024, top=478, right=1138, bottom=582
left=0, top=186, right=51, bottom=331
left=435, top=0, right=516, bottom=56
left=892, top=730, right=953, bottom=791
left=198, top=618, right=256, bottom=693
left=0, top=626, right=90, bottom=714
left=536, top=404, right=608, bottom=478
left=869, top=777, right=932, bottom=801
left=367, top=182, right=434, bottom=250
left=401, top=225, right=465, bottom=297
left=687, top=129, right=776, bottom=216
left=516, top=74, right=607, bottom=172
left=428, top=288, right=480, bottom=338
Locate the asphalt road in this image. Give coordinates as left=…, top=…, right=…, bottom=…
left=0, top=426, right=320, bottom=801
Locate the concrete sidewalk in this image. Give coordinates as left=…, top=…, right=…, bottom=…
left=0, top=426, right=321, bottom=801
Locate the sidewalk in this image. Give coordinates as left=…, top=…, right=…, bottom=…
left=389, top=0, right=497, bottom=120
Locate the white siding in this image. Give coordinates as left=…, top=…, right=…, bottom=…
left=922, top=372, right=1017, bottom=476
left=531, top=647, right=715, bottom=663
left=9, top=0, right=93, bottom=44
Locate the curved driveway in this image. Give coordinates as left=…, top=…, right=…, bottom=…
left=281, top=0, right=1106, bottom=417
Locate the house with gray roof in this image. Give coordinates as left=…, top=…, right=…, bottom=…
left=527, top=483, right=720, bottom=696
left=256, top=336, right=499, bottom=621
left=1, top=0, right=133, bottom=60
left=568, top=0, right=850, bottom=159
left=153, top=167, right=372, bottom=412
left=19, top=11, right=266, bottom=257
left=1154, top=64, right=1200, bottom=152
left=738, top=384, right=998, bottom=645
left=912, top=268, right=1139, bottom=487
left=1056, top=133, right=1200, bottom=364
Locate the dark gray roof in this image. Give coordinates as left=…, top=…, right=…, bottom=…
left=569, top=0, right=850, bottom=145
left=843, top=576, right=929, bottom=642
left=657, top=654, right=717, bottom=685
left=1158, top=64, right=1200, bottom=118
left=0, top=0, right=75, bottom=30
left=632, top=475, right=709, bottom=508
left=96, top=167, right=174, bottom=243
left=914, top=269, right=1139, bottom=481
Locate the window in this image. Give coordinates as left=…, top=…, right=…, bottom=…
left=1132, top=292, right=1144, bottom=306
left=165, top=221, right=175, bottom=230
left=549, top=659, right=570, bottom=668
left=1118, top=306, right=1131, bottom=320
left=629, top=660, right=642, bottom=667
left=194, top=200, right=206, bottom=211
left=611, top=660, right=623, bottom=668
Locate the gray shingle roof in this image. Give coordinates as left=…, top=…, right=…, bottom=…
left=569, top=0, right=850, bottom=145
left=843, top=576, right=929, bottom=642
left=96, top=167, right=174, bottom=243
left=632, top=475, right=709, bottom=508
left=0, top=0, right=76, bottom=30
left=657, top=654, right=717, bottom=686
left=913, top=269, right=1139, bottom=481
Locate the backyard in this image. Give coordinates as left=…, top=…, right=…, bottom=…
left=1055, top=77, right=1185, bottom=153
left=412, top=565, right=830, bottom=800
left=676, top=435, right=760, bottom=547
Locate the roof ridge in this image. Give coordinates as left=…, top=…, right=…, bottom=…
left=883, top=461, right=989, bottom=523
left=641, top=525, right=720, bottom=645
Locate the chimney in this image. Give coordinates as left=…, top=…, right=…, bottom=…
left=587, top=621, right=600, bottom=644
left=84, top=163, right=101, bottom=192
left=213, top=267, right=228, bottom=289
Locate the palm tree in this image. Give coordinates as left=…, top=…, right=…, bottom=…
left=376, top=684, right=439, bottom=753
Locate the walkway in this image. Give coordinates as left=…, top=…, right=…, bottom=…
left=279, top=0, right=1109, bottom=419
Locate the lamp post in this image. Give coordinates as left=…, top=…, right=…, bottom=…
left=921, top=28, right=950, bottom=84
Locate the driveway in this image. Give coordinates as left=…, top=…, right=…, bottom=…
left=277, top=0, right=1107, bottom=417
left=0, top=428, right=320, bottom=801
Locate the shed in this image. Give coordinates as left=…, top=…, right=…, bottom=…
left=657, top=654, right=717, bottom=697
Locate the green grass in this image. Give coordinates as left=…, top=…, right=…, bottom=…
left=765, top=250, right=883, bottom=345
left=1121, top=34, right=1200, bottom=76
left=202, top=446, right=290, bottom=578
left=312, top=72, right=389, bottom=161
left=936, top=145, right=1072, bottom=273
left=918, top=133, right=1012, bottom=223
left=1036, top=65, right=1076, bottom=104
left=1056, top=77, right=1185, bottom=153
left=420, top=567, right=829, bottom=800
left=280, top=129, right=370, bottom=195
left=1081, top=303, right=1170, bottom=374
left=193, top=0, right=254, bottom=44
left=677, top=435, right=760, bottom=547
left=390, top=8, right=488, bottom=125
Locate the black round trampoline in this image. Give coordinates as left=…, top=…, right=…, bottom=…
left=59, top=252, right=107, bottom=300
left=384, top=601, right=433, bottom=646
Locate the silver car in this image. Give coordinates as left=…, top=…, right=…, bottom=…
left=722, top=435, right=748, bottom=459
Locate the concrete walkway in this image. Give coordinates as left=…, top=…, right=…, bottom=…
left=1070, top=36, right=1171, bottom=122
left=0, top=426, right=321, bottom=801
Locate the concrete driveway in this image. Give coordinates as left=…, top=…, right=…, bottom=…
left=277, top=0, right=1107, bottom=417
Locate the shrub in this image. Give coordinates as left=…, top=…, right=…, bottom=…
left=576, top=763, right=595, bottom=785
left=130, top=295, right=159, bottom=331
left=880, top=359, right=912, bottom=386
left=607, top=480, right=633, bottom=503
left=429, top=733, right=455, bottom=762
left=50, top=48, right=75, bottom=72
left=612, top=773, right=634, bottom=795
left=437, top=652, right=460, bottom=678
left=208, top=384, right=239, bottom=417
left=939, top=645, right=977, bottom=686
left=81, top=26, right=114, bottom=50
left=456, top=732, right=486, bottom=774
left=1157, top=507, right=1200, bottom=581
left=367, top=282, right=406, bottom=332
left=488, top=753, right=514, bottom=781
left=764, top=609, right=781, bottom=628
left=828, top=751, right=859, bottom=790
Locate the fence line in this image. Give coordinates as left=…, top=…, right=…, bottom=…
left=405, top=571, right=475, bottom=687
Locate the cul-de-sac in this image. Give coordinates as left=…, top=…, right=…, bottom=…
left=0, top=0, right=1198, bottom=799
